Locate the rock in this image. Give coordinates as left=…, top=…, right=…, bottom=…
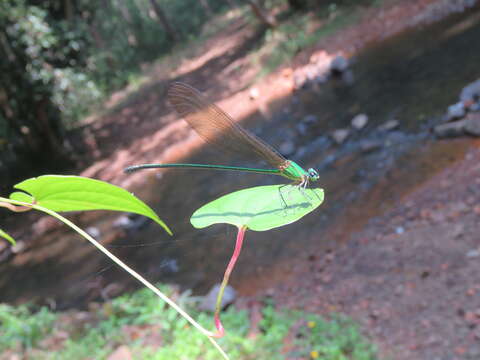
left=433, top=120, right=467, bottom=138
left=199, top=284, right=237, bottom=312
left=113, top=214, right=150, bottom=232
left=330, top=55, right=349, bottom=73
left=351, top=114, right=368, bottom=130
left=303, top=114, right=319, bottom=124
left=249, top=87, right=259, bottom=100
left=466, top=249, right=480, bottom=258
left=297, top=115, right=319, bottom=135
left=330, top=128, right=350, bottom=144
left=464, top=113, right=480, bottom=136
left=360, top=140, right=382, bottom=153
left=11, top=240, right=26, bottom=254
left=469, top=101, right=480, bottom=112
left=85, top=226, right=100, bottom=238
left=293, top=74, right=306, bottom=90
left=279, top=141, right=296, bottom=157
left=297, top=122, right=308, bottom=136
left=32, top=216, right=60, bottom=236
left=305, top=64, right=319, bottom=81
left=446, top=102, right=466, bottom=121
left=312, top=74, right=328, bottom=84
left=340, top=70, right=355, bottom=85
left=379, top=119, right=399, bottom=131
left=460, top=79, right=480, bottom=102
left=159, top=258, right=179, bottom=274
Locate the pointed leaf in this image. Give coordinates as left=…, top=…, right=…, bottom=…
left=11, top=175, right=172, bottom=235
left=0, top=228, right=15, bottom=245
left=191, top=185, right=324, bottom=231
left=9, top=192, right=33, bottom=203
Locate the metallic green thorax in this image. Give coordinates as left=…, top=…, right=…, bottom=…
left=280, top=161, right=309, bottom=181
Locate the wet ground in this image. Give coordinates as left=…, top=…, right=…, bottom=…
left=1, top=0, right=480, bottom=359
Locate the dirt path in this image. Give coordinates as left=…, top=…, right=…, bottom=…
left=252, top=139, right=480, bottom=360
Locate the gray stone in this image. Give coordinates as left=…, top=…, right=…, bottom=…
left=360, top=140, right=383, bottom=153
left=340, top=70, right=355, bottom=85
left=249, top=87, right=259, bottom=100
left=303, top=114, right=319, bottom=124
left=395, top=226, right=405, bottom=235
left=351, top=114, right=368, bottom=130
left=199, top=284, right=237, bottom=312
left=330, top=128, right=350, bottom=144
left=379, top=119, right=399, bottom=131
left=11, top=240, right=26, bottom=254
left=464, top=113, right=480, bottom=136
left=466, top=249, right=480, bottom=258
left=296, top=122, right=308, bottom=135
left=433, top=120, right=467, bottom=138
left=297, top=115, right=318, bottom=135
left=330, top=55, right=349, bottom=73
left=460, top=78, right=480, bottom=102
left=469, top=101, right=480, bottom=112
left=446, top=102, right=466, bottom=121
left=85, top=226, right=100, bottom=238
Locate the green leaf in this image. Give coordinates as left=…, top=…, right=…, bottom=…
left=191, top=185, right=324, bottom=231
left=0, top=228, right=15, bottom=245
left=10, top=175, right=172, bottom=235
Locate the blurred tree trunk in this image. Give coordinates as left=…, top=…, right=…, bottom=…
left=64, top=0, right=74, bottom=20
left=0, top=30, right=70, bottom=164
left=287, top=0, right=307, bottom=10
left=116, top=0, right=139, bottom=45
left=88, top=18, right=116, bottom=70
left=199, top=0, right=213, bottom=16
left=246, top=0, right=277, bottom=28
left=148, top=0, right=177, bottom=42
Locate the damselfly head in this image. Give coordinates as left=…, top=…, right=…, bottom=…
left=308, top=168, right=319, bottom=181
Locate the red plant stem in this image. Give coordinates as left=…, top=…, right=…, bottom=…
left=211, top=225, right=247, bottom=338
left=0, top=202, right=32, bottom=212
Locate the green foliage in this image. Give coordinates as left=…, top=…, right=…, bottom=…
left=0, top=0, right=234, bottom=185
left=8, top=175, right=171, bottom=234
left=0, top=228, right=15, bottom=245
left=0, top=304, right=56, bottom=350
left=0, top=285, right=378, bottom=359
left=191, top=185, right=324, bottom=231
left=296, top=313, right=379, bottom=360
left=254, top=3, right=359, bottom=76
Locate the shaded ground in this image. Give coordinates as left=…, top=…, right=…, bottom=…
left=248, top=139, right=480, bottom=360
left=2, top=0, right=480, bottom=359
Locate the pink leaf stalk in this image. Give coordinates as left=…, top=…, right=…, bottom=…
left=211, top=225, right=247, bottom=338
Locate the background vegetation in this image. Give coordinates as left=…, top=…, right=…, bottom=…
left=0, top=285, right=378, bottom=359
left=0, top=0, right=232, bottom=188
left=0, top=0, right=381, bottom=189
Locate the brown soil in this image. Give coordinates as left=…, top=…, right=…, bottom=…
left=254, top=140, right=480, bottom=360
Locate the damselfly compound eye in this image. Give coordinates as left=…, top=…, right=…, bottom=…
left=308, top=168, right=319, bottom=181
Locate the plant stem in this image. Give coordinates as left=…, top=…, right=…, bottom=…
left=212, top=225, right=247, bottom=338
left=0, top=197, right=229, bottom=360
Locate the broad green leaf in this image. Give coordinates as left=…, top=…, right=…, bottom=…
left=0, top=228, right=15, bottom=245
left=10, top=175, right=172, bottom=235
left=191, top=185, right=324, bottom=231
